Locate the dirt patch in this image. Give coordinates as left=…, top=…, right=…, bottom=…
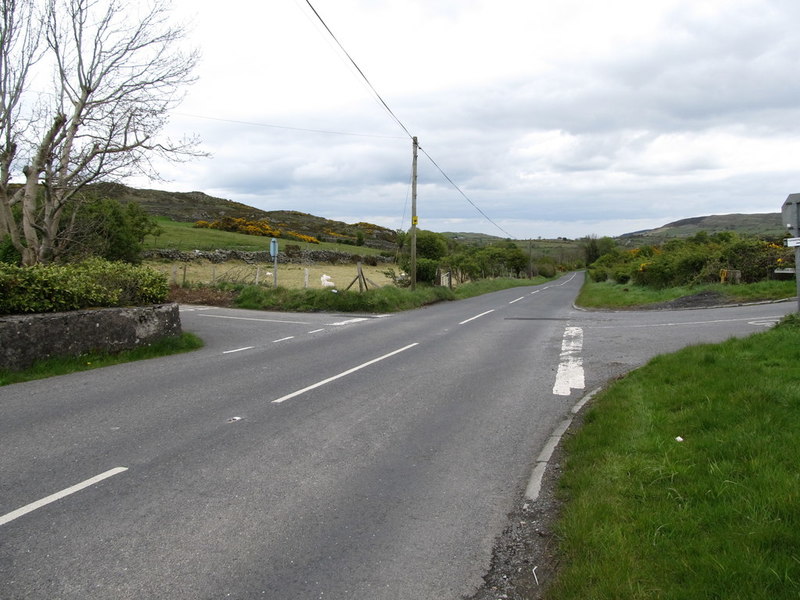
left=640, top=290, right=727, bottom=310
left=166, top=285, right=236, bottom=307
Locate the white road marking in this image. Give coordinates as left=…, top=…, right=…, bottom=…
left=223, top=346, right=254, bottom=354
left=556, top=273, right=578, bottom=286
left=459, top=309, right=495, bottom=325
left=509, top=297, right=525, bottom=304
left=272, top=343, right=419, bottom=404
left=553, top=326, right=585, bottom=396
left=308, top=328, right=326, bottom=334
left=329, top=318, right=369, bottom=326
left=0, top=467, right=128, bottom=527
left=588, top=315, right=786, bottom=330
left=273, top=336, right=295, bottom=343
left=199, top=314, right=310, bottom=325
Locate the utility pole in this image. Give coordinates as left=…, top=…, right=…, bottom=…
left=781, top=194, right=800, bottom=313
left=410, top=136, right=418, bottom=290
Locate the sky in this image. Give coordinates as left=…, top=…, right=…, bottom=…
left=128, top=0, right=800, bottom=239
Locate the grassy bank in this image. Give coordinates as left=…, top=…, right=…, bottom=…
left=0, top=333, right=203, bottom=386
left=548, top=314, right=800, bottom=599
left=577, top=278, right=796, bottom=308
left=143, top=218, right=388, bottom=256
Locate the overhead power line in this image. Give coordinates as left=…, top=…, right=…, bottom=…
left=418, top=146, right=514, bottom=239
left=176, top=113, right=405, bottom=140
left=303, top=0, right=413, bottom=140
left=303, top=0, right=513, bottom=239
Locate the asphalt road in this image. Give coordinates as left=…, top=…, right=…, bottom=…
left=1, top=273, right=794, bottom=599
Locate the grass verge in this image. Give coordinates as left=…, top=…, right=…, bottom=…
left=0, top=332, right=203, bottom=386
left=548, top=314, right=800, bottom=599
left=231, top=276, right=551, bottom=313
left=577, top=278, right=796, bottom=308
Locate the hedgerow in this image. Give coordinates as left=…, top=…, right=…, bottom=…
left=0, top=258, right=169, bottom=315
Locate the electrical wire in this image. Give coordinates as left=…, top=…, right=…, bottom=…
left=303, top=0, right=413, bottom=140
left=418, top=145, right=514, bottom=238
left=176, top=113, right=405, bottom=140
left=303, top=0, right=513, bottom=239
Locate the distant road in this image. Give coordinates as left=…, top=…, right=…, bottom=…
left=1, top=274, right=792, bottom=598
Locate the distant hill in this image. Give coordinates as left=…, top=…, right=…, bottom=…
left=619, top=213, right=785, bottom=245
left=440, top=232, right=506, bottom=245
left=91, top=183, right=397, bottom=250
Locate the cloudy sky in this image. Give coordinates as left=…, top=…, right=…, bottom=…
left=130, top=0, right=800, bottom=239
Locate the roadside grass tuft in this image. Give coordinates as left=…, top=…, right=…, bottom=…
left=0, top=333, right=203, bottom=386
left=548, top=314, right=800, bottom=599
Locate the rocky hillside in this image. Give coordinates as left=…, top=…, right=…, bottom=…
left=619, top=212, right=785, bottom=245
left=91, top=183, right=398, bottom=250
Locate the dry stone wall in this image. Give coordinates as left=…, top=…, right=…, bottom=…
left=0, top=303, right=182, bottom=371
left=142, top=248, right=393, bottom=265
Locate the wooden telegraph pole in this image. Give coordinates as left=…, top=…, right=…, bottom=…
left=410, top=136, right=418, bottom=290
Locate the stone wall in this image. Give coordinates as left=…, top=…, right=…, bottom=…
left=0, top=303, right=182, bottom=371
left=142, top=248, right=393, bottom=265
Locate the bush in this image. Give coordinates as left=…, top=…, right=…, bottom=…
left=0, top=258, right=168, bottom=315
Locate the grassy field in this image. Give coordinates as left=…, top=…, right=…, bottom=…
left=548, top=314, right=800, bottom=599
left=146, top=259, right=395, bottom=289
left=577, top=278, right=797, bottom=308
left=143, top=218, right=389, bottom=256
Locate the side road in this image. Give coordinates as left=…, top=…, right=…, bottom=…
left=469, top=302, right=798, bottom=600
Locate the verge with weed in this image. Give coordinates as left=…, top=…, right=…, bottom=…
left=0, top=332, right=203, bottom=386
left=577, top=279, right=796, bottom=309
left=548, top=314, right=800, bottom=599
left=231, top=276, right=551, bottom=313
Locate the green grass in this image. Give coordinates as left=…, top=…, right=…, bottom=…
left=144, top=218, right=388, bottom=256
left=232, top=276, right=551, bottom=313
left=0, top=332, right=203, bottom=386
left=577, top=278, right=796, bottom=308
left=548, top=314, right=800, bottom=599
left=453, top=275, right=551, bottom=299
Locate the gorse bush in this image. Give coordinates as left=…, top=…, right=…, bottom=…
left=0, top=258, right=169, bottom=315
left=590, top=232, right=793, bottom=288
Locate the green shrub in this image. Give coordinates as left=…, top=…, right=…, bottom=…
left=588, top=267, right=608, bottom=282
left=0, top=258, right=168, bottom=315
left=0, top=235, right=21, bottom=265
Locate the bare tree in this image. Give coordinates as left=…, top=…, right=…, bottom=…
left=0, top=0, right=201, bottom=264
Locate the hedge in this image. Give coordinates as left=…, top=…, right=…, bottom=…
left=0, top=258, right=169, bottom=315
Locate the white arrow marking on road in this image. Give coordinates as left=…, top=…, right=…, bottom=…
left=553, top=326, right=585, bottom=396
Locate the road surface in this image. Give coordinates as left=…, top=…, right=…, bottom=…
left=1, top=273, right=793, bottom=598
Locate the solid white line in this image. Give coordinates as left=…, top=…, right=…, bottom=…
left=308, top=329, right=325, bottom=334
left=273, top=336, right=295, bottom=343
left=199, top=314, right=310, bottom=325
left=459, top=309, right=495, bottom=325
left=0, top=467, right=128, bottom=527
left=272, top=343, right=419, bottom=404
left=223, top=346, right=254, bottom=354
left=509, top=297, right=525, bottom=304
